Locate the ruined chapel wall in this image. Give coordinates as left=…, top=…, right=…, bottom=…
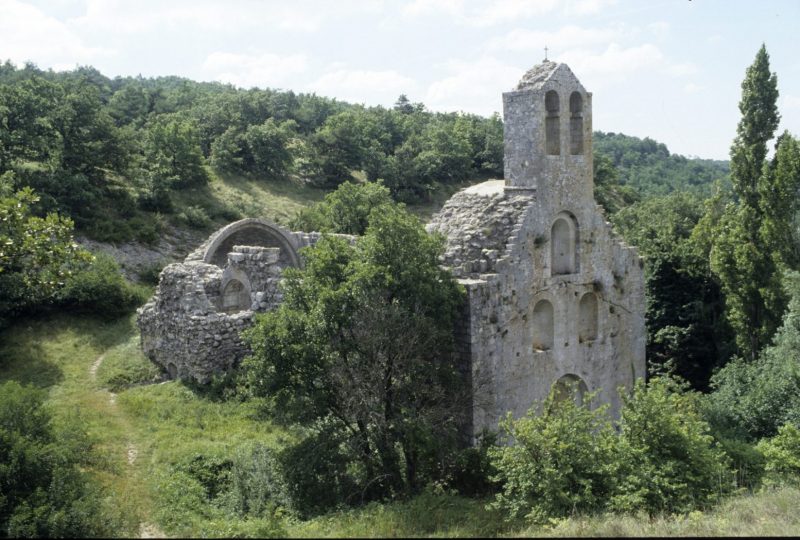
left=464, top=194, right=645, bottom=433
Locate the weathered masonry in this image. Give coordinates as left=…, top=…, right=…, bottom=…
left=137, top=60, right=645, bottom=438
left=137, top=218, right=352, bottom=382
left=427, top=60, right=645, bottom=436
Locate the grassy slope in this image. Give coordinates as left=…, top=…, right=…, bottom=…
left=168, top=170, right=471, bottom=241
left=2, top=313, right=800, bottom=537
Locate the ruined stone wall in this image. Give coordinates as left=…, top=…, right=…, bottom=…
left=138, top=218, right=353, bottom=383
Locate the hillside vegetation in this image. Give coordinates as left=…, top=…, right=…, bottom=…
left=4, top=45, right=800, bottom=539
left=1, top=313, right=798, bottom=537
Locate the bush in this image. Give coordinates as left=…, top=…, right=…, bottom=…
left=290, top=180, right=394, bottom=235
left=0, top=381, right=114, bottom=537
left=176, top=205, right=212, bottom=229
left=96, top=335, right=163, bottom=391
left=704, top=272, right=800, bottom=440
left=717, top=436, right=766, bottom=491
left=57, top=252, right=149, bottom=317
left=444, top=431, right=499, bottom=498
left=489, top=388, right=616, bottom=523
left=489, top=377, right=735, bottom=525
left=225, top=444, right=289, bottom=518
left=610, top=377, right=733, bottom=515
left=757, top=423, right=800, bottom=487
left=276, top=427, right=359, bottom=517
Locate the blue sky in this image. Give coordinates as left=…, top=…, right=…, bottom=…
left=2, top=0, right=798, bottom=160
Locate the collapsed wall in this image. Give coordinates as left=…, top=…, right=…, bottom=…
left=137, top=218, right=347, bottom=383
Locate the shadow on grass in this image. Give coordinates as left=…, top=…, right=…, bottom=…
left=0, top=331, right=64, bottom=388
left=0, top=310, right=141, bottom=389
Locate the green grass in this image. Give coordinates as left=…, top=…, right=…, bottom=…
left=3, top=311, right=800, bottom=538
left=168, top=170, right=327, bottom=232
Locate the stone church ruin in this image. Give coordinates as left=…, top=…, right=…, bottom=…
left=138, top=60, right=645, bottom=436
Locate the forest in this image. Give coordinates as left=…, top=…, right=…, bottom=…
left=1, top=45, right=800, bottom=537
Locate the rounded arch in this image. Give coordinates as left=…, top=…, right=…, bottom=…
left=221, top=278, right=251, bottom=313
left=553, top=374, right=589, bottom=407
left=545, top=90, right=560, bottom=156
left=569, top=91, right=583, bottom=113
left=201, top=218, right=301, bottom=269
left=578, top=292, right=598, bottom=342
left=551, top=211, right=579, bottom=276
left=532, top=299, right=554, bottom=352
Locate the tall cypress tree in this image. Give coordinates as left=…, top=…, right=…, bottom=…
left=710, top=45, right=784, bottom=361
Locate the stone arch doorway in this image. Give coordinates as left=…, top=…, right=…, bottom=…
left=553, top=374, right=588, bottom=406
left=221, top=278, right=251, bottom=313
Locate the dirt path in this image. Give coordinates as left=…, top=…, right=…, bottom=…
left=89, top=352, right=166, bottom=538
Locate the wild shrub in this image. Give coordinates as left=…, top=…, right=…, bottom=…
left=96, top=335, right=163, bottom=391
left=610, top=377, right=733, bottom=515
left=0, top=381, right=113, bottom=537
left=57, top=252, right=149, bottom=317
left=176, top=205, right=211, bottom=229
left=705, top=271, right=800, bottom=440
left=757, top=423, right=800, bottom=486
left=224, top=444, right=290, bottom=518
left=489, top=388, right=616, bottom=523
left=290, top=180, right=394, bottom=235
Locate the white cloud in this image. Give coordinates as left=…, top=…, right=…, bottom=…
left=667, top=62, right=698, bottom=77
left=556, top=43, right=665, bottom=78
left=564, top=0, right=618, bottom=16
left=307, top=68, right=419, bottom=105
left=402, top=0, right=616, bottom=25
left=202, top=51, right=309, bottom=89
left=683, top=82, right=703, bottom=94
left=68, top=0, right=325, bottom=34
left=401, top=0, right=462, bottom=17
left=424, top=56, right=521, bottom=114
left=0, top=0, right=113, bottom=69
left=646, top=21, right=670, bottom=38
left=488, top=25, right=621, bottom=53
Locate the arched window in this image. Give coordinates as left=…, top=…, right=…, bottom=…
left=532, top=299, right=554, bottom=352
left=553, top=374, right=588, bottom=407
left=545, top=90, right=560, bottom=155
left=551, top=214, right=578, bottom=275
left=578, top=292, right=598, bottom=342
left=221, top=279, right=251, bottom=312
left=569, top=91, right=584, bottom=155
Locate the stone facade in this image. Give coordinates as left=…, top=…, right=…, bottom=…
left=427, top=61, right=645, bottom=437
left=137, top=218, right=351, bottom=382
left=138, top=60, right=645, bottom=438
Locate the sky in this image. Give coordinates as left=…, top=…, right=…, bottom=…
left=2, top=0, right=799, bottom=160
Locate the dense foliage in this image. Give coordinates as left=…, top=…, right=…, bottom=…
left=0, top=178, right=87, bottom=324
left=705, top=272, right=800, bottom=440
left=290, top=180, right=394, bottom=235
left=594, top=131, right=729, bottom=200
left=0, top=62, right=504, bottom=242
left=0, top=381, right=112, bottom=537
left=242, top=199, right=465, bottom=515
left=491, top=378, right=732, bottom=524
left=611, top=192, right=731, bottom=388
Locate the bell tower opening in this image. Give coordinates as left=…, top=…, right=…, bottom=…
left=569, top=91, right=584, bottom=155
left=545, top=90, right=560, bottom=156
